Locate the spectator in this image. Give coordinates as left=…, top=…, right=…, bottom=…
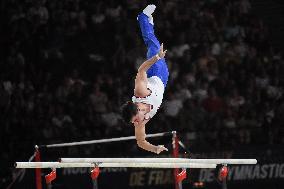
left=202, top=87, right=225, bottom=113
left=163, top=91, right=183, bottom=118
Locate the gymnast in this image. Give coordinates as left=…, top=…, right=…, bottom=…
left=121, top=5, right=169, bottom=154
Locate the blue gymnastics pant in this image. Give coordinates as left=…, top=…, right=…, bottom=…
left=137, top=13, right=169, bottom=87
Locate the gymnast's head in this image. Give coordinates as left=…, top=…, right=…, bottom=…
left=121, top=101, right=138, bottom=125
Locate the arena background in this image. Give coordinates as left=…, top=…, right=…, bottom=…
left=0, top=0, right=284, bottom=189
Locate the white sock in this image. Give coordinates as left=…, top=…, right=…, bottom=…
left=143, top=4, right=156, bottom=17
left=143, top=4, right=156, bottom=25
left=148, top=15, right=154, bottom=25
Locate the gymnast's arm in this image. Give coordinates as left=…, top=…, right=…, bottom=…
left=137, top=43, right=167, bottom=73
left=134, top=43, right=167, bottom=97
left=134, top=122, right=168, bottom=154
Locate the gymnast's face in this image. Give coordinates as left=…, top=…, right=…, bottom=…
left=131, top=103, right=150, bottom=125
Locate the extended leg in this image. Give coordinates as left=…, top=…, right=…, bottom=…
left=137, top=5, right=169, bottom=87
left=137, top=7, right=160, bottom=59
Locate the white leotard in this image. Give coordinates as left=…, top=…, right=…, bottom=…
left=132, top=76, right=165, bottom=119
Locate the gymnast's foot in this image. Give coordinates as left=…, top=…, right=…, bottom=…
left=143, top=4, right=156, bottom=25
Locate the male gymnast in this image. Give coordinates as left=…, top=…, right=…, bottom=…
left=121, top=5, right=169, bottom=154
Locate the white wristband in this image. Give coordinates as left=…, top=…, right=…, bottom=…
left=155, top=54, right=161, bottom=60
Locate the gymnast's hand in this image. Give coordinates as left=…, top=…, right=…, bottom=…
left=156, top=145, right=168, bottom=154
left=157, top=43, right=167, bottom=59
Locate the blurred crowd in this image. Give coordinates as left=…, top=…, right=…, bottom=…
left=1, top=0, right=284, bottom=187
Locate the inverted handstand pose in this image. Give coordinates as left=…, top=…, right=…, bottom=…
left=121, top=5, right=169, bottom=154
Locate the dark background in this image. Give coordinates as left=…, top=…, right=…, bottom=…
left=0, top=0, right=283, bottom=188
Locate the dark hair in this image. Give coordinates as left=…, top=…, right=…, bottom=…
left=121, top=101, right=138, bottom=124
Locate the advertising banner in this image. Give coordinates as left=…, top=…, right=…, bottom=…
left=11, top=162, right=284, bottom=189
